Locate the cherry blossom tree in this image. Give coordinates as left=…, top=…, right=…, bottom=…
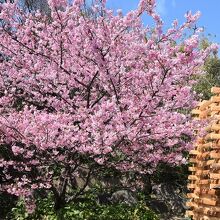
left=0, top=0, right=217, bottom=212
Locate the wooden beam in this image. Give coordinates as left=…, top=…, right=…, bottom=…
left=211, top=87, right=220, bottom=94
left=199, top=100, right=213, bottom=111
left=211, top=96, right=220, bottom=103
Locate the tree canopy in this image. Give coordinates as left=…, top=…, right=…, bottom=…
left=0, top=0, right=217, bottom=213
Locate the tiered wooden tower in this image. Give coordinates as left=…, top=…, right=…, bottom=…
left=186, top=87, right=220, bottom=220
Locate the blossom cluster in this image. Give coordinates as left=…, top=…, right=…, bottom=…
left=0, top=0, right=217, bottom=208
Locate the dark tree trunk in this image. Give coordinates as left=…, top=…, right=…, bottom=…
left=54, top=195, right=66, bottom=211
left=142, top=175, right=152, bottom=195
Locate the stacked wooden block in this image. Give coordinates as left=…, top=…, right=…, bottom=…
left=186, top=87, right=220, bottom=220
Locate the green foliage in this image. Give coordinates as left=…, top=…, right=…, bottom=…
left=6, top=195, right=56, bottom=220
left=8, top=193, right=158, bottom=220
left=61, top=201, right=158, bottom=220
left=194, top=57, right=220, bottom=100
left=194, top=38, right=220, bottom=100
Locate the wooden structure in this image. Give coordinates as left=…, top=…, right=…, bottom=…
left=186, top=87, right=220, bottom=220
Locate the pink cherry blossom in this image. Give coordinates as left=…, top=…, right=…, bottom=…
left=0, top=0, right=217, bottom=211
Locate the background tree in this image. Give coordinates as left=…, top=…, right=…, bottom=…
left=194, top=38, right=220, bottom=99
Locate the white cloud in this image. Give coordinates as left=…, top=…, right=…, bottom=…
left=156, top=0, right=167, bottom=16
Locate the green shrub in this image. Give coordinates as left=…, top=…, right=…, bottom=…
left=8, top=193, right=158, bottom=220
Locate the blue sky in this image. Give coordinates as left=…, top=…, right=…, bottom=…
left=105, top=0, right=220, bottom=45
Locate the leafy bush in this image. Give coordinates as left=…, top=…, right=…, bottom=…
left=8, top=193, right=158, bottom=220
